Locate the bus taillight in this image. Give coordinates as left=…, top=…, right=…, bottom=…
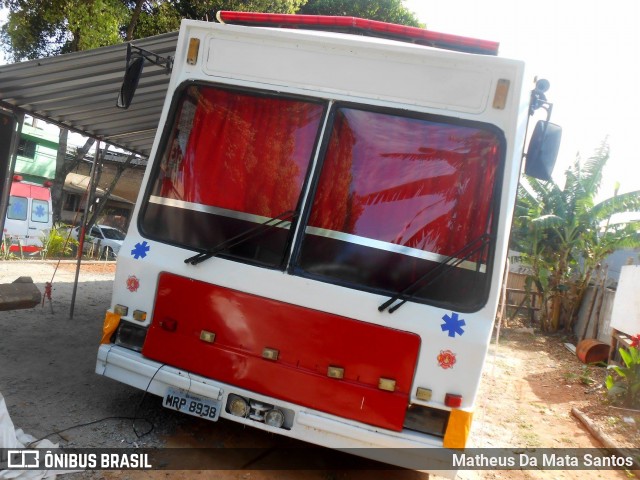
left=445, top=393, right=463, bottom=408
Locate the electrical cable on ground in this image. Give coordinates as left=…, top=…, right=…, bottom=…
left=26, top=364, right=166, bottom=447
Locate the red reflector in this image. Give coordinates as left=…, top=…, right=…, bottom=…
left=445, top=393, right=463, bottom=408
left=13, top=175, right=23, bottom=182
left=159, top=318, right=177, bottom=332
left=43, top=180, right=53, bottom=188
left=216, top=11, right=499, bottom=56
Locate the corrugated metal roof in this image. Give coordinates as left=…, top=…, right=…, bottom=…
left=0, top=31, right=178, bottom=157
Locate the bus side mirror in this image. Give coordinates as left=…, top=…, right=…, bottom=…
left=116, top=55, right=145, bottom=109
left=525, top=120, right=562, bottom=181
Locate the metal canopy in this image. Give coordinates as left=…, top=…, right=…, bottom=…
left=0, top=31, right=178, bottom=157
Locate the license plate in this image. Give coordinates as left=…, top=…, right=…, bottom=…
left=163, top=387, right=221, bottom=422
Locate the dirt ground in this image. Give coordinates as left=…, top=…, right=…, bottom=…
left=0, top=260, right=638, bottom=480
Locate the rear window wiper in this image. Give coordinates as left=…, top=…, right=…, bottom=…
left=378, top=234, right=492, bottom=313
left=184, top=210, right=297, bottom=265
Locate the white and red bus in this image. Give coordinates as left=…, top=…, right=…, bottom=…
left=96, top=12, right=559, bottom=474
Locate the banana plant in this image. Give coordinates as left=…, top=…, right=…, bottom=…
left=606, top=335, right=640, bottom=409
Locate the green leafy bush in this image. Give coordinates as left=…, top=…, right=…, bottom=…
left=42, top=224, right=78, bottom=259
left=605, top=335, right=640, bottom=409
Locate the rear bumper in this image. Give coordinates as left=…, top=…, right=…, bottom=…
left=96, top=344, right=456, bottom=476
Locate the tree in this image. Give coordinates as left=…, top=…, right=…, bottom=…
left=133, top=1, right=308, bottom=39
left=51, top=136, right=95, bottom=223
left=0, top=0, right=130, bottom=61
left=86, top=152, right=136, bottom=229
left=125, top=0, right=147, bottom=41
left=298, top=0, right=423, bottom=27
left=511, top=141, right=640, bottom=332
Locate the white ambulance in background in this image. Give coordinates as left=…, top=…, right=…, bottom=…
left=3, top=175, right=53, bottom=253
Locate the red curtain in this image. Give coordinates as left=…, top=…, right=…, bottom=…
left=153, top=89, right=501, bottom=262
left=308, top=108, right=501, bottom=259
left=156, top=86, right=323, bottom=218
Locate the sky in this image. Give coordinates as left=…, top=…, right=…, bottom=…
left=404, top=0, right=640, bottom=203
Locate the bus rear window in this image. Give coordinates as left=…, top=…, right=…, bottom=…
left=295, top=106, right=503, bottom=311
left=141, top=85, right=324, bottom=268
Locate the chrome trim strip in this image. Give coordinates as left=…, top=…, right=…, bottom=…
left=148, top=195, right=486, bottom=273
left=149, top=196, right=292, bottom=229
left=305, top=226, right=486, bottom=273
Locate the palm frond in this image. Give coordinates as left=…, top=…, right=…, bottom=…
left=591, top=190, right=640, bottom=222
left=530, top=214, right=565, bottom=228
left=580, top=140, right=610, bottom=196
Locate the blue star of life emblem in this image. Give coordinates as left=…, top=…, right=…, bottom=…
left=131, top=241, right=150, bottom=259
left=11, top=202, right=25, bottom=217
left=34, top=205, right=46, bottom=218
left=441, top=312, right=466, bottom=338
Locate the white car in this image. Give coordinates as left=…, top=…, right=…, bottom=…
left=72, top=224, right=126, bottom=259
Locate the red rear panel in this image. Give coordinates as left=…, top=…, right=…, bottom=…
left=142, top=273, right=421, bottom=431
